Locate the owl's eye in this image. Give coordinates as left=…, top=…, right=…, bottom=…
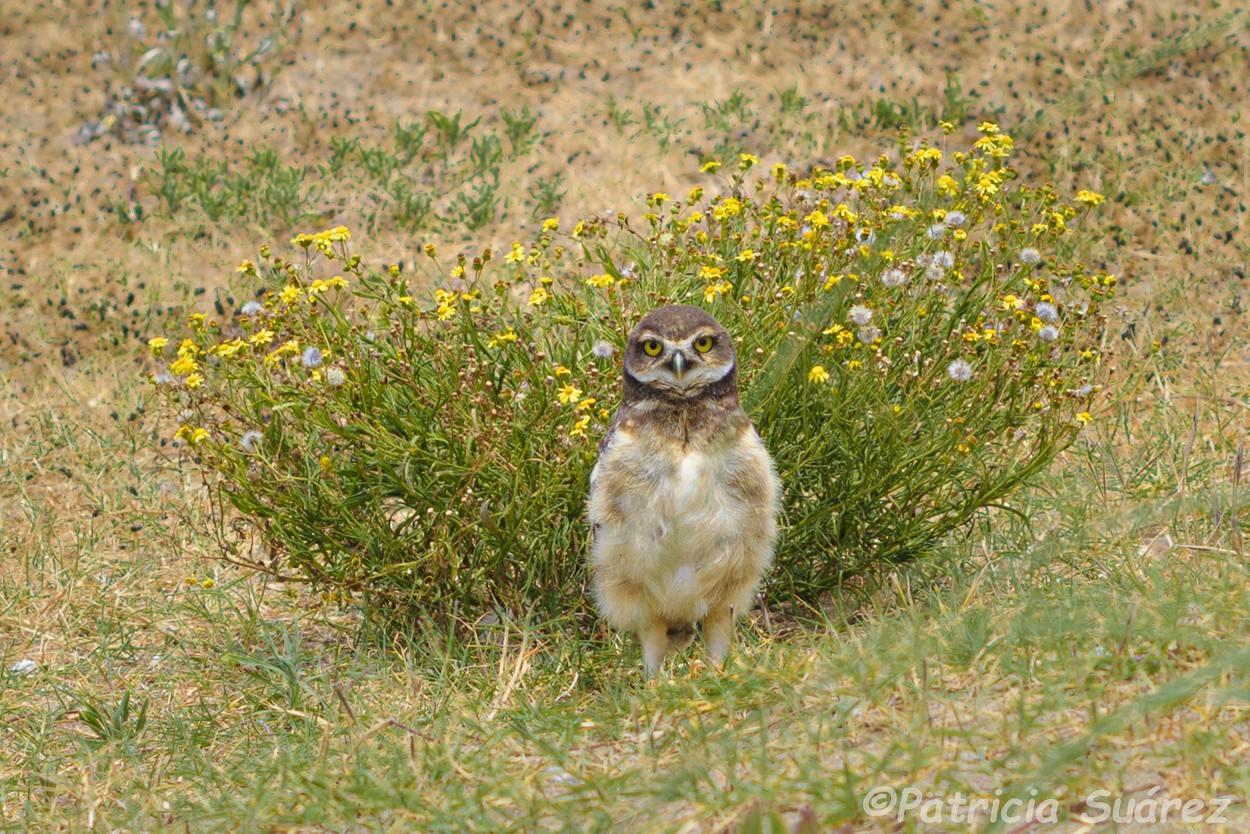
left=642, top=339, right=663, bottom=356
left=694, top=336, right=714, bottom=353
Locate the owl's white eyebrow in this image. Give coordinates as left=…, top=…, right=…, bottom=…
left=635, top=329, right=717, bottom=346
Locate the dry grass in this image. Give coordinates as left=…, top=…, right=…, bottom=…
left=2, top=0, right=1250, bottom=831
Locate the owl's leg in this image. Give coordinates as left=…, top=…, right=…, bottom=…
left=702, top=603, right=735, bottom=667
left=639, top=620, right=670, bottom=677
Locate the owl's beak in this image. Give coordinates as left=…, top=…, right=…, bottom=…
left=669, top=351, right=686, bottom=380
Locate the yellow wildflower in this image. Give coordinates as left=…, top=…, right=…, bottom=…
left=735, top=249, right=757, bottom=262
left=1076, top=189, right=1106, bottom=207
left=170, top=355, right=198, bottom=376
left=738, top=153, right=761, bottom=170
left=1075, top=411, right=1093, bottom=426
left=557, top=384, right=583, bottom=405
left=804, top=209, right=830, bottom=229
left=249, top=329, right=276, bottom=346
left=703, top=281, right=732, bottom=303
left=936, top=175, right=960, bottom=197
left=148, top=337, right=168, bottom=357
left=701, top=160, right=722, bottom=173
left=185, top=373, right=204, bottom=389
left=542, top=217, right=559, bottom=232
left=280, top=285, right=302, bottom=305
left=569, top=414, right=592, bottom=438
left=527, top=287, right=551, bottom=306
left=712, top=197, right=742, bottom=220
left=586, top=273, right=615, bottom=289
left=699, top=265, right=728, bottom=280
left=505, top=242, right=525, bottom=264
left=808, top=365, right=831, bottom=384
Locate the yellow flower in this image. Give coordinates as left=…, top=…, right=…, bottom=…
left=803, top=209, right=830, bottom=229
left=576, top=396, right=597, bottom=412
left=936, top=175, right=960, bottom=197
left=489, top=328, right=519, bottom=348
left=185, top=373, right=204, bottom=389
left=542, top=217, right=559, bottom=232
left=527, top=287, right=551, bottom=306
left=170, top=355, right=198, bottom=376
left=572, top=220, right=586, bottom=239
left=1076, top=189, right=1106, bottom=207
left=569, top=414, right=592, bottom=438
left=249, top=329, right=275, bottom=346
left=1075, top=411, right=1093, bottom=426
left=712, top=197, right=742, bottom=220
left=738, top=153, right=761, bottom=170
left=291, top=233, right=315, bottom=248
left=699, top=265, right=728, bottom=280
left=700, top=160, right=722, bottom=173
left=201, top=579, right=215, bottom=589
left=319, top=455, right=333, bottom=471
left=176, top=425, right=210, bottom=445
left=557, top=384, right=583, bottom=405
left=148, top=337, right=169, bottom=357
left=505, top=242, right=525, bottom=264
left=280, top=285, right=302, bottom=305
left=586, top=273, right=615, bottom=289
left=772, top=162, right=787, bottom=180
left=176, top=338, right=199, bottom=358
left=649, top=192, right=671, bottom=205
left=436, top=303, right=455, bottom=321
left=424, top=243, right=437, bottom=257
left=846, top=359, right=863, bottom=371
left=236, top=260, right=257, bottom=275
left=977, top=121, right=1001, bottom=135
left=735, top=249, right=757, bottom=262
left=703, top=281, right=732, bottom=303
left=807, top=365, right=831, bottom=384
left=553, top=364, right=572, bottom=378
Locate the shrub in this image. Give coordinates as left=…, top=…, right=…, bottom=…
left=151, top=123, right=1115, bottom=619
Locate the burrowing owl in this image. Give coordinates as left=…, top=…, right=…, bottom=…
left=588, top=305, right=780, bottom=676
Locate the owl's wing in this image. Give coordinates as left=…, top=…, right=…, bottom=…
left=596, top=402, right=632, bottom=458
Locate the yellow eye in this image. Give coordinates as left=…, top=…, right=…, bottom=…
left=643, top=339, right=663, bottom=356
left=694, top=336, right=714, bottom=353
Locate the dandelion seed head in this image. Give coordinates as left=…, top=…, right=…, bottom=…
left=240, top=301, right=264, bottom=317
left=326, top=367, right=346, bottom=387
left=947, top=359, right=974, bottom=382
left=932, top=250, right=955, bottom=269
left=849, top=304, right=874, bottom=325
left=1076, top=383, right=1093, bottom=397
left=592, top=340, right=615, bottom=360
left=944, top=210, right=967, bottom=227
left=855, top=228, right=876, bottom=245
left=1020, top=247, right=1042, bottom=264
left=301, top=346, right=324, bottom=369
left=857, top=324, right=881, bottom=344
left=1035, top=302, right=1059, bottom=323
left=240, top=430, right=262, bottom=453
left=927, top=223, right=947, bottom=240
left=1038, top=324, right=1060, bottom=342
left=152, top=371, right=175, bottom=386
left=881, top=268, right=908, bottom=288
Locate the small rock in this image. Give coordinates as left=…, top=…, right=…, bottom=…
left=9, top=659, right=37, bottom=675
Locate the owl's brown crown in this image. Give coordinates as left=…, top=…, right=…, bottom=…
left=622, top=305, right=738, bottom=403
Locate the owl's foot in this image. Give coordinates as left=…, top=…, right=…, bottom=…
left=703, top=604, right=735, bottom=668
left=639, top=620, right=670, bottom=678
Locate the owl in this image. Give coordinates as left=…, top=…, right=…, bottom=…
left=588, top=305, right=780, bottom=676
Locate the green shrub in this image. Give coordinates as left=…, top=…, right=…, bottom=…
left=151, top=123, right=1115, bottom=619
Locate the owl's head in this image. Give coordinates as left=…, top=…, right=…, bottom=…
left=622, top=305, right=737, bottom=400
